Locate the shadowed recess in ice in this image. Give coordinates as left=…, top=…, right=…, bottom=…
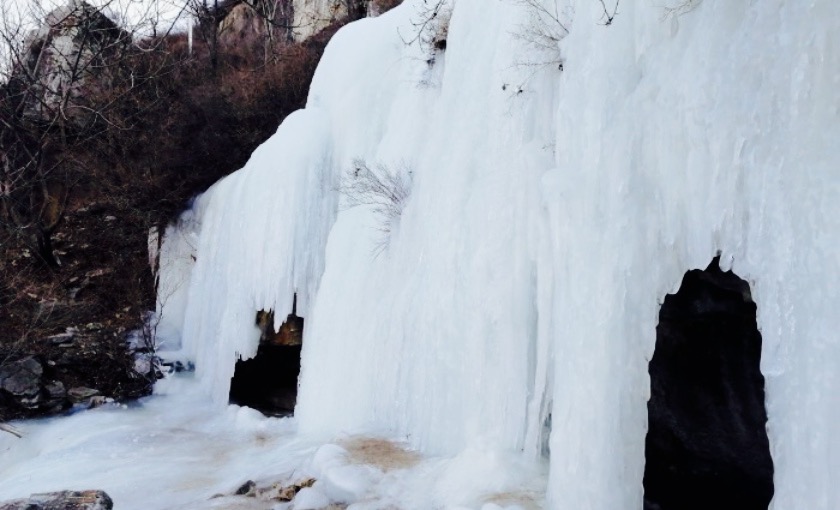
left=644, top=258, right=773, bottom=510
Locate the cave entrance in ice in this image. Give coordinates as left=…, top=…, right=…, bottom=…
left=228, top=302, right=304, bottom=417
left=643, top=257, right=773, bottom=510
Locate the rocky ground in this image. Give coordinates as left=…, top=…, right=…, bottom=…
left=1, top=201, right=158, bottom=421
left=0, top=0, right=382, bottom=425
left=0, top=490, right=113, bottom=510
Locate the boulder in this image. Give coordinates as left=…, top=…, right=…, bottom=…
left=218, top=3, right=263, bottom=47
left=43, top=380, right=67, bottom=411
left=0, top=357, right=44, bottom=409
left=45, top=380, right=66, bottom=400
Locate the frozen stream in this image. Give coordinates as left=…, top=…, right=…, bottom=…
left=0, top=376, right=314, bottom=509
left=0, top=375, right=547, bottom=510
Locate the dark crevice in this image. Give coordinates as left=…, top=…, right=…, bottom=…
left=643, top=257, right=774, bottom=510
left=229, top=299, right=303, bottom=417
left=229, top=344, right=300, bottom=417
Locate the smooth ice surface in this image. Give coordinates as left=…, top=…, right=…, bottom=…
left=9, top=0, right=837, bottom=508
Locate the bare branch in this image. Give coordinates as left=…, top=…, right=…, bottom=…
left=511, top=0, right=570, bottom=70
left=339, top=159, right=413, bottom=257
left=598, top=0, right=620, bottom=26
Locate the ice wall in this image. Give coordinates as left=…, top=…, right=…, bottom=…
left=158, top=0, right=840, bottom=508
left=157, top=108, right=338, bottom=401
left=544, top=2, right=839, bottom=508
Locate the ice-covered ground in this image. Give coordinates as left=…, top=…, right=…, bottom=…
left=0, top=376, right=546, bottom=509
left=0, top=376, right=308, bottom=508
left=2, top=0, right=838, bottom=508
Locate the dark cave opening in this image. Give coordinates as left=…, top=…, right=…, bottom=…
left=229, top=344, right=301, bottom=417
left=643, top=257, right=774, bottom=510
left=229, top=306, right=304, bottom=417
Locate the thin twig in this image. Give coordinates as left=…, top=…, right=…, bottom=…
left=598, top=0, right=620, bottom=26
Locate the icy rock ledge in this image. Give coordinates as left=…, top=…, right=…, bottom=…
left=0, top=490, right=113, bottom=510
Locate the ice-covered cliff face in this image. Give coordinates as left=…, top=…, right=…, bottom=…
left=157, top=0, right=840, bottom=508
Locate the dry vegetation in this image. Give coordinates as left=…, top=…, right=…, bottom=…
left=370, top=0, right=404, bottom=16
left=339, top=158, right=413, bottom=256
left=1, top=0, right=356, bottom=417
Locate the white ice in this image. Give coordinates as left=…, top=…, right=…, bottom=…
left=3, top=0, right=839, bottom=508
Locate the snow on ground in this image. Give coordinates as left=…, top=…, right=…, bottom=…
left=0, top=377, right=545, bottom=509
left=0, top=376, right=309, bottom=509
left=2, top=0, right=839, bottom=509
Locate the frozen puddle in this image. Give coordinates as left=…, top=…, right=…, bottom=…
left=0, top=376, right=547, bottom=509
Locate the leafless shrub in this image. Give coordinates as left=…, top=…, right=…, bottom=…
left=512, top=0, right=571, bottom=70
left=597, top=0, right=620, bottom=25
left=661, top=0, right=702, bottom=20
left=340, top=158, right=412, bottom=255
left=400, top=0, right=452, bottom=64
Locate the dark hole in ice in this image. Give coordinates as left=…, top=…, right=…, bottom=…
left=643, top=257, right=774, bottom=510
left=229, top=299, right=304, bottom=417
left=229, top=344, right=301, bottom=417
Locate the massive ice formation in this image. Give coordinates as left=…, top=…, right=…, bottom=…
left=157, top=1, right=840, bottom=508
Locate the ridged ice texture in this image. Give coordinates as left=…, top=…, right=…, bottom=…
left=544, top=2, right=839, bottom=508
left=157, top=107, right=338, bottom=402
left=158, top=0, right=840, bottom=508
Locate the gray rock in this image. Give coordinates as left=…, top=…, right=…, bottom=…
left=42, top=380, right=68, bottom=413
left=0, top=357, right=44, bottom=408
left=16, top=1, right=125, bottom=125
left=0, top=490, right=113, bottom=510
left=67, top=387, right=100, bottom=403
left=44, top=381, right=66, bottom=401
left=0, top=497, right=30, bottom=509
left=234, top=480, right=256, bottom=496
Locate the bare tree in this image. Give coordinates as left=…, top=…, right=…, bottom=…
left=184, top=0, right=221, bottom=71
left=0, top=0, right=183, bottom=268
